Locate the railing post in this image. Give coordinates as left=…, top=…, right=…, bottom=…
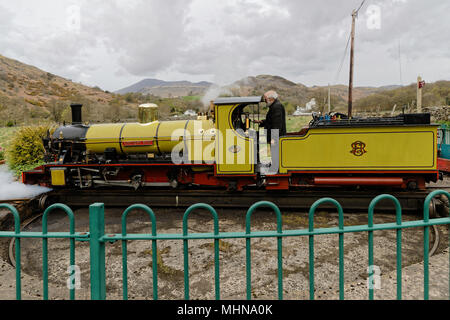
left=308, top=198, right=344, bottom=300
left=0, top=204, right=22, bottom=300
left=42, top=203, right=76, bottom=300
left=89, top=203, right=106, bottom=300
left=121, top=204, right=158, bottom=300
left=368, top=194, right=402, bottom=300
left=245, top=201, right=283, bottom=301
left=182, top=203, right=220, bottom=301
left=423, top=190, right=450, bottom=300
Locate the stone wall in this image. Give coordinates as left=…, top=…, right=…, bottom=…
left=356, top=105, right=450, bottom=122
left=423, top=106, right=450, bottom=122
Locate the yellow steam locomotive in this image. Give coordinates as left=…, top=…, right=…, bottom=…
left=22, top=97, right=439, bottom=191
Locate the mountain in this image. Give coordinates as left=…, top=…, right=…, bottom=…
left=220, top=75, right=310, bottom=107
left=116, top=78, right=213, bottom=97
left=115, top=75, right=407, bottom=111
left=219, top=75, right=398, bottom=111
left=0, top=54, right=122, bottom=125
left=0, top=54, right=112, bottom=105
left=379, top=85, right=403, bottom=91
left=5, top=52, right=444, bottom=125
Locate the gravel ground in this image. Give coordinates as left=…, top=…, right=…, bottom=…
left=339, top=247, right=449, bottom=300
left=0, top=203, right=448, bottom=300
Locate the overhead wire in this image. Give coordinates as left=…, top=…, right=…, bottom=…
left=331, top=0, right=368, bottom=86
left=333, top=31, right=352, bottom=85
left=356, top=0, right=367, bottom=15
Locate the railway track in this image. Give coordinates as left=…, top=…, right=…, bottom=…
left=2, top=185, right=450, bottom=215
left=0, top=199, right=30, bottom=204
left=36, top=185, right=450, bottom=216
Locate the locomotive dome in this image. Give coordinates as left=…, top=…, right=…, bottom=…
left=138, top=103, right=159, bottom=123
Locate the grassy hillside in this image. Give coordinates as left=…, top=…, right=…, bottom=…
left=354, top=80, right=450, bottom=112
left=2, top=53, right=449, bottom=127
left=0, top=54, right=139, bottom=125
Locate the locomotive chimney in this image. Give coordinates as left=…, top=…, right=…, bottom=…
left=70, top=103, right=83, bottom=125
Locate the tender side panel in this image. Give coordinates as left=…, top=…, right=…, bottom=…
left=279, top=126, right=437, bottom=173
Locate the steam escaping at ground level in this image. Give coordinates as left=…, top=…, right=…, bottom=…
left=0, top=166, right=51, bottom=201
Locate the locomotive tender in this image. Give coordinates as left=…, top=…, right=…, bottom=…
left=22, top=97, right=439, bottom=191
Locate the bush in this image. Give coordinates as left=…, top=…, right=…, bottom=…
left=0, top=147, right=4, bottom=162
left=6, top=125, right=54, bottom=176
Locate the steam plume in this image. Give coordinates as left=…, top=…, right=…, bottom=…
left=0, top=166, right=51, bottom=201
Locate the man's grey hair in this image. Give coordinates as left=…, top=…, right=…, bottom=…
left=264, top=90, right=279, bottom=100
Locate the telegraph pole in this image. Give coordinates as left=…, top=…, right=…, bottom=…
left=417, top=76, right=424, bottom=113
left=328, top=83, right=331, bottom=113
left=348, top=9, right=357, bottom=119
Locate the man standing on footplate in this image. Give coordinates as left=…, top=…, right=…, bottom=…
left=254, top=90, right=286, bottom=175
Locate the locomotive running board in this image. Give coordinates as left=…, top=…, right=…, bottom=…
left=41, top=188, right=447, bottom=215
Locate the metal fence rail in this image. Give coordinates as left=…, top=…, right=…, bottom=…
left=0, top=203, right=89, bottom=300
left=0, top=190, right=449, bottom=300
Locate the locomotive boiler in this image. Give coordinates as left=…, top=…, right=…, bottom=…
left=22, top=97, right=439, bottom=191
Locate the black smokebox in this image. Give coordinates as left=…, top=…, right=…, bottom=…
left=70, top=103, right=83, bottom=125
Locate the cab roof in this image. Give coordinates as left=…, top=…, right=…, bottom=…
left=214, top=96, right=263, bottom=106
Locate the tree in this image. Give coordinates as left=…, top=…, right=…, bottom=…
left=308, top=89, right=328, bottom=114
left=109, top=99, right=121, bottom=122
left=48, top=99, right=68, bottom=123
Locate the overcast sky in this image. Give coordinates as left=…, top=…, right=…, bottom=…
left=0, top=0, right=449, bottom=92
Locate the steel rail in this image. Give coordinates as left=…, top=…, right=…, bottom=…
left=43, top=188, right=449, bottom=214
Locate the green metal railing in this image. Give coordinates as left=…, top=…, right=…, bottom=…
left=0, top=190, right=449, bottom=300
left=0, top=203, right=89, bottom=300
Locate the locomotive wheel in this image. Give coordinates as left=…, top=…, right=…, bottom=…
left=436, top=194, right=450, bottom=218
left=407, top=181, right=418, bottom=191
left=428, top=198, right=437, bottom=218
left=9, top=213, right=44, bottom=267
left=429, top=225, right=441, bottom=257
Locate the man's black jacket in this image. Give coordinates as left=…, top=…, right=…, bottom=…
left=260, top=99, right=287, bottom=143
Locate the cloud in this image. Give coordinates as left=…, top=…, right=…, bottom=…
left=84, top=0, right=193, bottom=75
left=0, top=4, right=15, bottom=53
left=0, top=0, right=448, bottom=90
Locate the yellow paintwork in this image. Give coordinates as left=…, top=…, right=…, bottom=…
left=85, top=123, right=124, bottom=154
left=121, top=122, right=159, bottom=154
left=82, top=102, right=437, bottom=177
left=279, top=125, right=438, bottom=173
left=85, top=120, right=215, bottom=163
left=50, top=168, right=66, bottom=186
left=185, top=120, right=216, bottom=163
left=215, top=104, right=255, bottom=174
